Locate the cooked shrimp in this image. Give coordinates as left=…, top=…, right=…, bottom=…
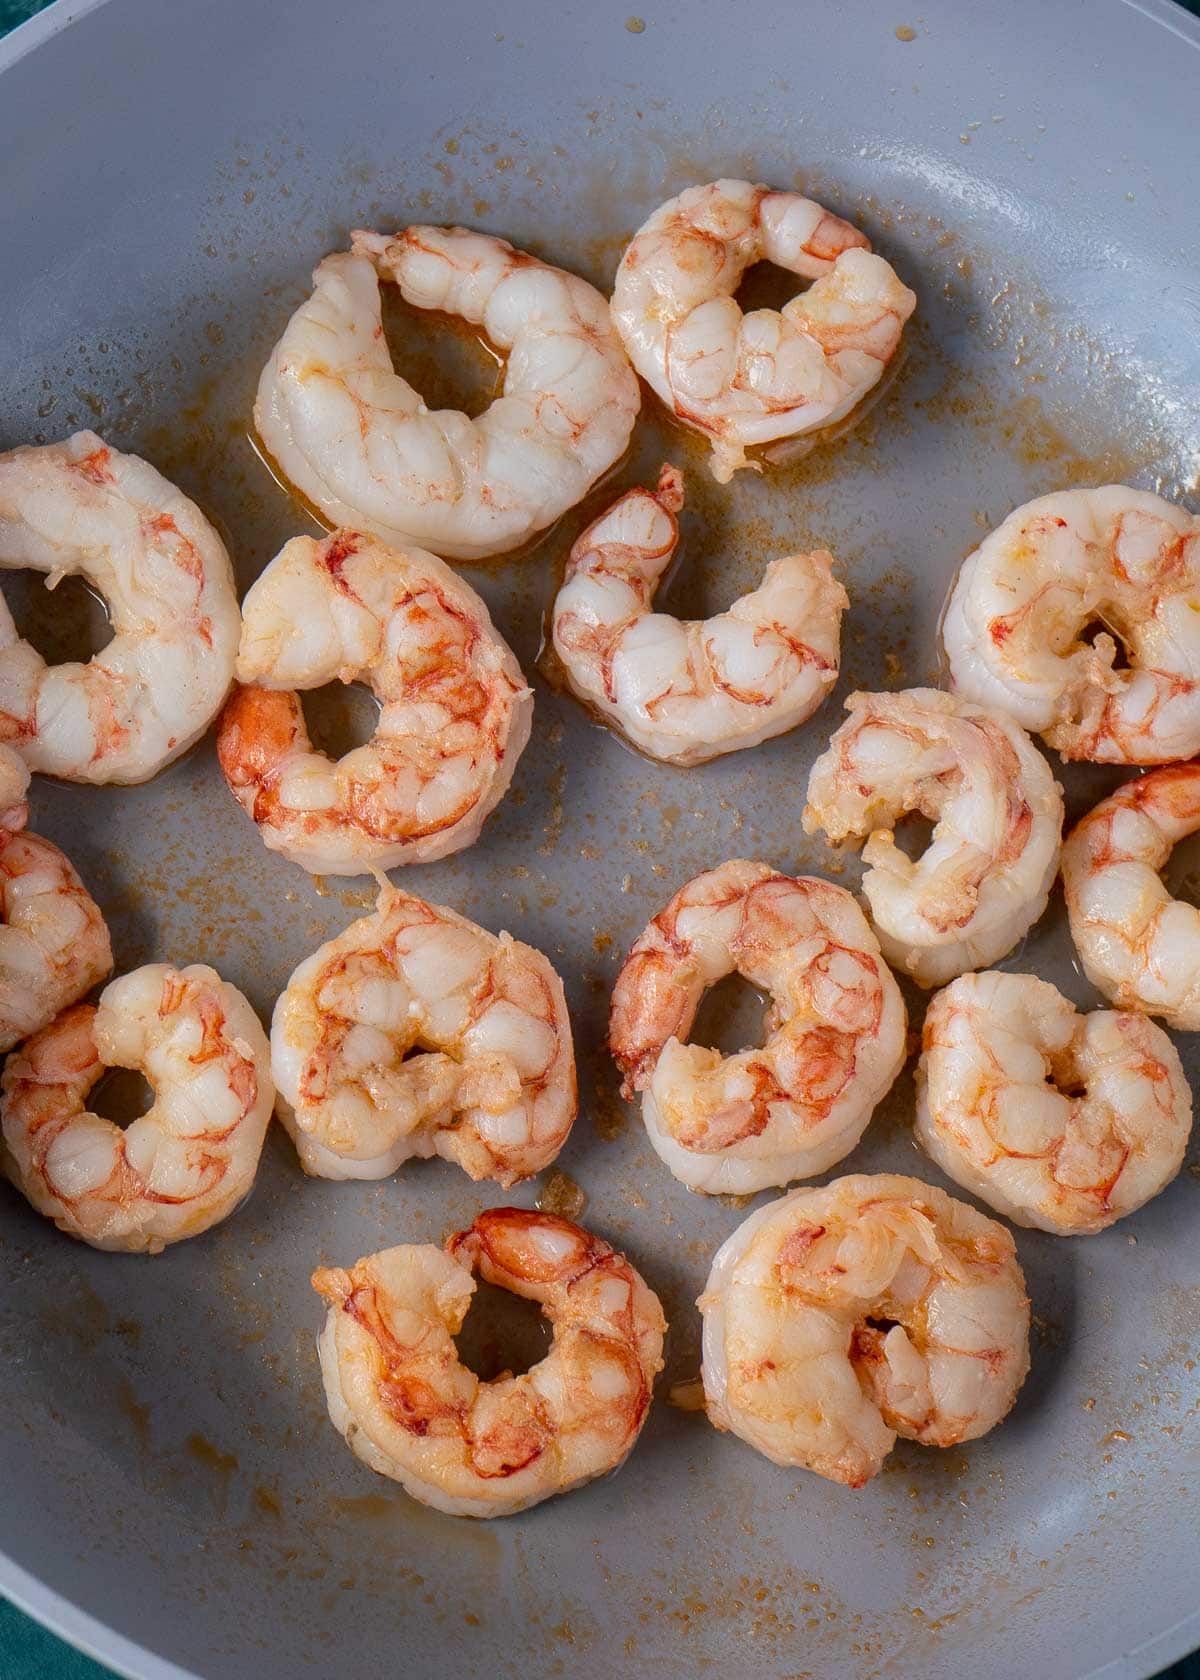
left=611, top=180, right=916, bottom=484
left=312, top=1207, right=665, bottom=1517
left=699, top=1172, right=1030, bottom=1486
left=0, top=828, right=111, bottom=1053
left=1062, top=765, right=1200, bottom=1029
left=916, top=971, right=1191, bottom=1235
left=608, top=859, right=906, bottom=1194
left=0, top=743, right=29, bottom=831
left=255, top=228, right=639, bottom=562
left=217, top=529, right=531, bottom=876
left=943, top=487, right=1200, bottom=763
left=803, top=688, right=1063, bottom=987
left=551, top=464, right=848, bottom=764
left=1, top=964, right=273, bottom=1252
left=0, top=432, right=240, bottom=783
left=273, top=883, right=575, bottom=1184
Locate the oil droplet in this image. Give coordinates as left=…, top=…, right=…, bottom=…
left=117, top=1382, right=151, bottom=1450
left=594, top=1092, right=627, bottom=1140
left=536, top=1170, right=586, bottom=1219
left=895, top=23, right=916, bottom=40
left=332, top=1493, right=403, bottom=1520
left=625, top=15, right=646, bottom=32
left=668, top=1378, right=706, bottom=1412
left=186, top=1433, right=239, bottom=1475
left=253, top=1483, right=282, bottom=1517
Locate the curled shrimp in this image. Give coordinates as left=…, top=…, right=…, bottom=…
left=610, top=180, right=916, bottom=483
left=550, top=464, right=848, bottom=764
left=272, top=883, right=576, bottom=1185
left=699, top=1173, right=1031, bottom=1486
left=311, top=1208, right=666, bottom=1517
left=803, top=688, right=1063, bottom=987
left=608, top=859, right=906, bottom=1194
left=0, top=827, right=112, bottom=1053
left=0, top=744, right=30, bottom=832
left=255, top=227, right=639, bottom=562
left=943, top=486, right=1200, bottom=764
left=0, top=432, right=240, bottom=783
left=1062, top=764, right=1200, bottom=1029
left=217, top=529, right=532, bottom=876
left=915, top=971, right=1191, bottom=1234
left=1, top=964, right=273, bottom=1252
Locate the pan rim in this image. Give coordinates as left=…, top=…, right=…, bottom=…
left=0, top=0, right=112, bottom=72
left=1, top=1551, right=199, bottom=1680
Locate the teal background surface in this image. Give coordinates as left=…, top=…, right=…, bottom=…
left=0, top=0, right=45, bottom=30
left=0, top=0, right=1196, bottom=1676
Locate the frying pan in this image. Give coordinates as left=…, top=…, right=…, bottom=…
left=1, top=1, right=1198, bottom=1676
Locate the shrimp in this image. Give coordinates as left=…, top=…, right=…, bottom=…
left=916, top=971, right=1191, bottom=1235
left=1, top=964, right=273, bottom=1252
left=254, top=227, right=639, bottom=562
left=0, top=828, right=112, bottom=1053
left=550, top=464, right=848, bottom=764
left=311, top=1208, right=666, bottom=1517
left=0, top=743, right=30, bottom=831
left=803, top=688, right=1063, bottom=987
left=698, top=1173, right=1030, bottom=1486
left=610, top=180, right=916, bottom=484
left=943, top=487, right=1200, bottom=764
left=272, top=883, right=575, bottom=1185
left=608, top=859, right=906, bottom=1194
left=1062, top=764, right=1200, bottom=1029
left=0, top=432, right=240, bottom=783
left=217, top=529, right=532, bottom=876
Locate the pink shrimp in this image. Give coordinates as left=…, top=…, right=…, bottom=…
left=611, top=180, right=915, bottom=482
left=311, top=1208, right=665, bottom=1516
left=608, top=859, right=906, bottom=1193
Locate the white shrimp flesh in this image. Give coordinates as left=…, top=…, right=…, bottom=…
left=312, top=1208, right=665, bottom=1516
left=0, top=432, right=240, bottom=783
left=803, top=687, right=1063, bottom=986
left=272, top=882, right=576, bottom=1185
left=1062, top=764, right=1200, bottom=1029
left=916, top=970, right=1191, bottom=1234
left=609, top=859, right=906, bottom=1193
left=551, top=463, right=847, bottom=764
left=2, top=963, right=273, bottom=1252
left=255, top=227, right=639, bottom=561
left=611, top=180, right=916, bottom=482
left=943, top=486, right=1200, bottom=763
left=699, top=1173, right=1030, bottom=1485
left=218, top=529, right=532, bottom=876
